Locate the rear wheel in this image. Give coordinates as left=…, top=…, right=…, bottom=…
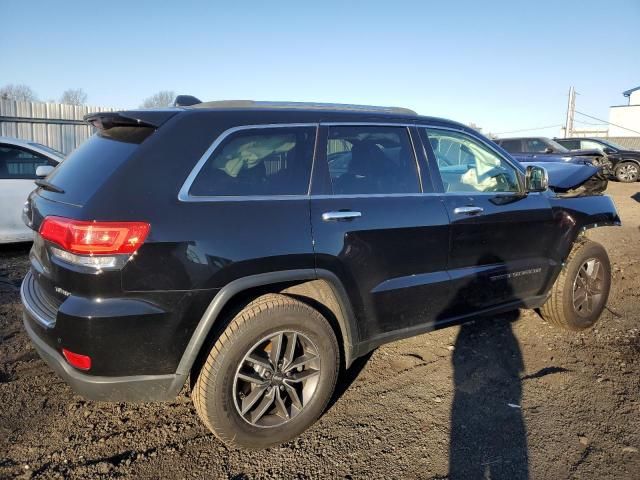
left=614, top=161, right=639, bottom=182
left=539, top=239, right=611, bottom=331
left=192, top=294, right=339, bottom=449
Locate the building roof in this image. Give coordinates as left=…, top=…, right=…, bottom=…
left=623, top=86, right=640, bottom=97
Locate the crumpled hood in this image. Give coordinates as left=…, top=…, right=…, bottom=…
left=521, top=161, right=608, bottom=194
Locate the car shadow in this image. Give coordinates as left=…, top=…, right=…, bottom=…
left=326, top=350, right=373, bottom=411
left=449, top=311, right=528, bottom=479
left=444, top=252, right=529, bottom=479
left=631, top=192, right=640, bottom=203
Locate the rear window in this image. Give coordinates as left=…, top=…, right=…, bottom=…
left=41, top=126, right=153, bottom=205
left=188, top=126, right=316, bottom=197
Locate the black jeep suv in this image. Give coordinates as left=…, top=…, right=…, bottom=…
left=21, top=101, right=620, bottom=449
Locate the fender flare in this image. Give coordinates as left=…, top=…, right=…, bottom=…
left=169, top=268, right=360, bottom=394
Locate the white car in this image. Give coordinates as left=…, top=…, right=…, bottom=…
left=0, top=137, right=64, bottom=243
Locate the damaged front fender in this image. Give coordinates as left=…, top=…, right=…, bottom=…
left=549, top=194, right=621, bottom=265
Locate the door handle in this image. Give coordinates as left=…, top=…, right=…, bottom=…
left=453, top=206, right=484, bottom=215
left=322, top=211, right=362, bottom=222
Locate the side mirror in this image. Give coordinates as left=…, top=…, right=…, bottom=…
left=525, top=165, right=548, bottom=192
left=544, top=147, right=554, bottom=154
left=603, top=147, right=616, bottom=155
left=35, top=165, right=54, bottom=177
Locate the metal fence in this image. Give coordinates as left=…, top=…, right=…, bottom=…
left=0, top=99, right=118, bottom=155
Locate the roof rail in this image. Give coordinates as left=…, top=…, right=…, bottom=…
left=192, top=100, right=417, bottom=116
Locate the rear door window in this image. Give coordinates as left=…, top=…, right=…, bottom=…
left=326, top=126, right=420, bottom=194
left=189, top=126, right=316, bottom=197
left=0, top=144, right=52, bottom=179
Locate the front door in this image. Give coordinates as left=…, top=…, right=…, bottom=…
left=310, top=124, right=451, bottom=342
left=422, top=127, right=557, bottom=319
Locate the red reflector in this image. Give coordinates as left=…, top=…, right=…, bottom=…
left=62, top=348, right=92, bottom=370
left=39, top=216, right=150, bottom=255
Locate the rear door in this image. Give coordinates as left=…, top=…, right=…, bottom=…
left=310, top=124, right=451, bottom=342
left=421, top=127, right=557, bottom=318
left=0, top=144, right=56, bottom=242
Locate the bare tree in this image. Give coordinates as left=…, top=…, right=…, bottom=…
left=140, top=90, right=175, bottom=108
left=60, top=88, right=88, bottom=105
left=0, top=84, right=38, bottom=101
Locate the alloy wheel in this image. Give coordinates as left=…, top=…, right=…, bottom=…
left=233, top=331, right=321, bottom=428
left=617, top=163, right=639, bottom=182
left=572, top=258, right=605, bottom=317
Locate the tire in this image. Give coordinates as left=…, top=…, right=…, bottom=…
left=614, top=161, right=639, bottom=182
left=539, top=239, right=611, bottom=331
left=192, top=293, right=340, bottom=449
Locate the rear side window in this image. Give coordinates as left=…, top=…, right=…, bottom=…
left=189, top=127, right=316, bottom=197
left=326, top=126, right=420, bottom=194
left=0, top=145, right=52, bottom=179
left=43, top=126, right=153, bottom=205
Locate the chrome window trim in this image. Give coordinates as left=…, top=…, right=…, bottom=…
left=178, top=123, right=319, bottom=202
left=177, top=120, right=523, bottom=202
left=321, top=122, right=415, bottom=127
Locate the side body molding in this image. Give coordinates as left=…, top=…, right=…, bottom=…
left=167, top=268, right=361, bottom=396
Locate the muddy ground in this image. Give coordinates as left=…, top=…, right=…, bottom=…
left=1, top=182, right=639, bottom=479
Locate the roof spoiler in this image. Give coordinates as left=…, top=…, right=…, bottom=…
left=84, top=110, right=179, bottom=130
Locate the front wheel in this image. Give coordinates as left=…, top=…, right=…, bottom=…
left=192, top=294, right=340, bottom=449
left=614, top=161, right=639, bottom=182
left=539, top=239, right=611, bottom=331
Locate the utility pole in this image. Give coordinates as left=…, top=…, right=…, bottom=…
left=564, top=86, right=576, bottom=138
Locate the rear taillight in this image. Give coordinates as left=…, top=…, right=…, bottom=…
left=39, top=216, right=150, bottom=255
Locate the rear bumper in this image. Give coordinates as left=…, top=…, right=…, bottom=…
left=22, top=312, right=184, bottom=401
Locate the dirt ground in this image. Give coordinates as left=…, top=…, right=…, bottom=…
left=1, top=182, right=638, bottom=479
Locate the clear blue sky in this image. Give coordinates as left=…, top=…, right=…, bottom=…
left=3, top=0, right=639, bottom=137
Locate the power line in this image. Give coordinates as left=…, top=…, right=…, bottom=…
left=494, top=124, right=563, bottom=135
left=575, top=110, right=640, bottom=136
left=574, top=119, right=608, bottom=126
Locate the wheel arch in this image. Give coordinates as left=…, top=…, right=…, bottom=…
left=620, top=157, right=640, bottom=167
left=175, top=269, right=360, bottom=384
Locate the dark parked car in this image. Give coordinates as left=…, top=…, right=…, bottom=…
left=21, top=100, right=619, bottom=449
left=555, top=137, right=640, bottom=182
left=495, top=136, right=607, bottom=167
